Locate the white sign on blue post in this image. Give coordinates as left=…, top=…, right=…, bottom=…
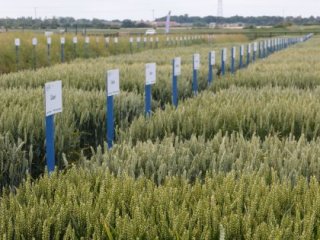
left=73, top=37, right=78, bottom=44
left=45, top=80, right=62, bottom=173
left=106, top=69, right=120, bottom=149
left=47, top=37, right=52, bottom=45
left=85, top=37, right=90, bottom=44
left=60, top=37, right=65, bottom=45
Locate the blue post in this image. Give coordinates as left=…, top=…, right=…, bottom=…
left=107, top=96, right=114, bottom=149
left=172, top=59, right=179, bottom=107
left=15, top=45, right=19, bottom=70
left=61, top=44, right=65, bottom=63
left=208, top=52, right=213, bottom=84
left=145, top=84, right=152, bottom=116
left=47, top=44, right=51, bottom=65
left=239, top=46, right=243, bottom=69
left=193, top=69, right=198, bottom=95
left=231, top=47, right=235, bottom=74
left=221, top=49, right=225, bottom=76
left=45, top=115, right=55, bottom=173
left=247, top=45, right=250, bottom=66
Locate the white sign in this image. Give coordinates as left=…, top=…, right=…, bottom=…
left=60, top=37, right=65, bottom=45
left=47, top=37, right=52, bottom=45
left=145, top=63, right=156, bottom=85
left=150, top=37, right=153, bottom=42
left=105, top=37, right=109, bottom=43
left=241, top=45, right=244, bottom=56
left=137, top=37, right=141, bottom=42
left=15, top=38, right=20, bottom=46
left=107, top=69, right=120, bottom=96
left=232, top=47, right=236, bottom=58
left=73, top=37, right=78, bottom=44
left=254, top=42, right=258, bottom=51
left=174, top=57, right=181, bottom=76
left=210, top=51, right=216, bottom=65
left=193, top=53, right=200, bottom=70
left=114, top=37, right=118, bottom=43
left=129, top=37, right=133, bottom=43
left=223, top=48, right=227, bottom=61
left=85, top=37, right=90, bottom=44
left=32, top=38, right=38, bottom=46
left=45, top=81, right=63, bottom=117
left=248, top=44, right=251, bottom=53
left=144, top=37, right=147, bottom=42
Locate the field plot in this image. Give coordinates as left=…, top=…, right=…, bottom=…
left=0, top=35, right=320, bottom=239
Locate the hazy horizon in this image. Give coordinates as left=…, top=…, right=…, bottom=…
left=1, top=0, right=319, bottom=21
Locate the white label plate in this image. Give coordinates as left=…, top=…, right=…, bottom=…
left=193, top=53, right=200, bottom=70
left=174, top=57, right=181, bottom=76
left=85, top=37, right=90, bottom=44
left=73, top=37, right=78, bottom=44
left=45, top=81, right=63, bottom=117
left=60, top=37, right=65, bottom=44
left=107, top=69, right=120, bottom=96
left=145, top=63, right=156, bottom=85
left=210, top=51, right=216, bottom=65
left=114, top=37, right=118, bottom=43
left=223, top=48, right=227, bottom=61
left=32, top=38, right=37, bottom=46
left=232, top=47, right=236, bottom=58
left=47, top=37, right=52, bottom=45
left=15, top=38, right=20, bottom=46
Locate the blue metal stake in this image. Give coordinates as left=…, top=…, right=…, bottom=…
left=172, top=60, right=178, bottom=108
left=208, top=52, right=213, bottom=84
left=45, top=115, right=55, bottom=173
left=239, top=47, right=243, bottom=69
left=247, top=47, right=250, bottom=66
left=61, top=44, right=65, bottom=63
left=145, top=84, right=152, bottom=116
left=231, top=48, right=235, bottom=74
left=15, top=46, right=19, bottom=70
left=193, top=69, right=198, bottom=95
left=221, top=49, right=225, bottom=76
left=107, top=96, right=114, bottom=149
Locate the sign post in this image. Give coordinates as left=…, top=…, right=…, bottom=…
left=253, top=42, right=257, bottom=62
left=239, top=45, right=244, bottom=69
left=47, top=37, right=51, bottom=66
left=145, top=63, right=156, bottom=117
left=231, top=47, right=236, bottom=74
left=129, top=37, right=133, bottom=54
left=73, top=36, right=77, bottom=59
left=221, top=48, right=227, bottom=75
left=247, top=44, right=251, bottom=66
left=15, top=38, right=20, bottom=70
left=208, top=51, right=215, bottom=84
left=85, top=36, right=90, bottom=58
left=60, top=37, right=65, bottom=63
left=45, top=80, right=63, bottom=173
left=193, top=53, right=200, bottom=95
left=106, top=69, right=120, bottom=149
left=32, top=38, right=37, bottom=70
left=172, top=57, right=181, bottom=108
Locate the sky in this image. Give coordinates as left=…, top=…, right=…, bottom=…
left=1, top=0, right=319, bottom=20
